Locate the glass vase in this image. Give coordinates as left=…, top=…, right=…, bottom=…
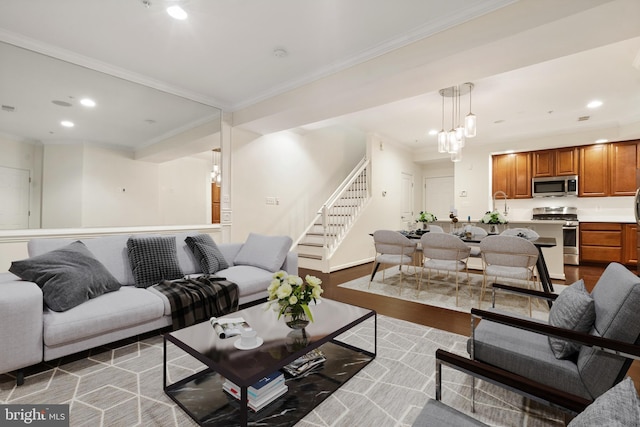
left=284, top=306, right=310, bottom=330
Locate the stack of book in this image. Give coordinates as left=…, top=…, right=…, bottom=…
left=223, top=371, right=287, bottom=412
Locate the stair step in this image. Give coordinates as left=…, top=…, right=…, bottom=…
left=298, top=253, right=323, bottom=260
left=298, top=242, right=323, bottom=247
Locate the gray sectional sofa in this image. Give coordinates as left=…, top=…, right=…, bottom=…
left=0, top=232, right=297, bottom=383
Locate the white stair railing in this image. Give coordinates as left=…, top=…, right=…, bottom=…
left=294, top=157, right=371, bottom=269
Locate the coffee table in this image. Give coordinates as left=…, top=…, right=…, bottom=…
left=163, top=299, right=376, bottom=426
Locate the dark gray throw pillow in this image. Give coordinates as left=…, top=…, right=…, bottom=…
left=185, top=234, right=229, bottom=274
left=548, top=279, right=596, bottom=359
left=9, top=241, right=121, bottom=312
left=127, top=236, right=184, bottom=288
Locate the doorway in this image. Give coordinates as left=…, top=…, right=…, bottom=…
left=423, top=176, right=454, bottom=220
left=0, top=166, right=30, bottom=229
left=401, top=172, right=414, bottom=225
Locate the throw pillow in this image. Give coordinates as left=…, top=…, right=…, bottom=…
left=185, top=234, right=229, bottom=274
left=568, top=377, right=640, bottom=426
left=127, top=236, right=184, bottom=288
left=548, top=279, right=596, bottom=359
left=9, top=241, right=121, bottom=312
left=233, top=233, right=293, bottom=272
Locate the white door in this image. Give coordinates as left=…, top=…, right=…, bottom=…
left=400, top=172, right=414, bottom=225
left=424, top=176, right=454, bottom=220
left=0, top=166, right=30, bottom=229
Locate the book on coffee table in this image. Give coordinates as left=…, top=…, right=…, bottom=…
left=210, top=316, right=252, bottom=338
left=223, top=371, right=288, bottom=412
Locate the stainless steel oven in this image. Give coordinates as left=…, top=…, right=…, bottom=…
left=532, top=206, right=579, bottom=265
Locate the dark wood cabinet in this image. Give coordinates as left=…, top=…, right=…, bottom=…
left=580, top=222, right=622, bottom=264
left=623, top=223, right=638, bottom=266
left=579, top=144, right=609, bottom=197
left=211, top=183, right=221, bottom=224
left=492, top=152, right=531, bottom=199
left=609, top=141, right=639, bottom=196
left=532, top=147, right=578, bottom=177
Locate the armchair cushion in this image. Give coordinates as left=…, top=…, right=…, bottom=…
left=568, top=377, right=640, bottom=426
left=549, top=279, right=596, bottom=359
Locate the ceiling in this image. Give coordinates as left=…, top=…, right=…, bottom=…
left=0, top=0, right=639, bottom=161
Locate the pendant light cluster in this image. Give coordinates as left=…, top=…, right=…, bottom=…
left=437, top=82, right=476, bottom=162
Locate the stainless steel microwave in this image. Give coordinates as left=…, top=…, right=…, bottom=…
left=532, top=175, right=578, bottom=197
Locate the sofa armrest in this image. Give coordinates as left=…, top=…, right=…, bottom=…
left=281, top=251, right=298, bottom=276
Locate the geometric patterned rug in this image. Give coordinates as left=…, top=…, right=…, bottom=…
left=0, top=315, right=565, bottom=426
left=339, top=267, right=567, bottom=322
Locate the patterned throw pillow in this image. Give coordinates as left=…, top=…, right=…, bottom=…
left=185, top=234, right=229, bottom=274
left=127, top=236, right=184, bottom=288
left=548, top=279, right=596, bottom=359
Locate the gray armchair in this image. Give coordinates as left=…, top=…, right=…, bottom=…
left=413, top=263, right=640, bottom=426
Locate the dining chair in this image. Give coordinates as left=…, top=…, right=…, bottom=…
left=464, top=226, right=487, bottom=257
left=479, top=235, right=539, bottom=314
left=428, top=224, right=445, bottom=233
left=369, top=230, right=418, bottom=294
left=500, top=227, right=540, bottom=240
left=419, top=233, right=471, bottom=305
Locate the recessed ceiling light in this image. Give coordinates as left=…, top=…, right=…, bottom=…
left=587, top=100, right=603, bottom=109
left=60, top=120, right=74, bottom=128
left=167, top=5, right=187, bottom=20
left=428, top=129, right=438, bottom=136
left=595, top=138, right=609, bottom=143
left=80, top=98, right=96, bottom=107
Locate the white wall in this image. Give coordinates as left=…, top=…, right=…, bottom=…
left=0, top=137, right=42, bottom=228
left=42, top=144, right=212, bottom=228
left=229, top=126, right=366, bottom=244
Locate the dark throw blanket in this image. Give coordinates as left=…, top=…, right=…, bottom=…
left=152, top=275, right=239, bottom=330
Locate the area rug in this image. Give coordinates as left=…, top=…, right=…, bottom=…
left=0, top=316, right=565, bottom=426
left=339, top=267, right=567, bottom=321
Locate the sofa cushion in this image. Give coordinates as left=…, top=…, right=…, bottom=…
left=217, top=265, right=274, bottom=297
left=127, top=236, right=184, bottom=288
left=9, top=241, right=121, bottom=312
left=43, top=286, right=165, bottom=346
left=185, top=234, right=229, bottom=274
left=548, top=279, right=595, bottom=359
left=174, top=232, right=201, bottom=275
left=568, top=377, right=640, bottom=426
left=233, top=233, right=292, bottom=272
left=81, top=234, right=134, bottom=285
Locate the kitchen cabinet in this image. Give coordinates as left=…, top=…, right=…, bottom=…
left=580, top=222, right=622, bottom=264
left=609, top=141, right=639, bottom=196
left=623, top=223, right=638, bottom=265
left=492, top=152, right=531, bottom=199
left=579, top=144, right=609, bottom=197
left=211, top=183, right=221, bottom=224
left=532, top=147, right=578, bottom=177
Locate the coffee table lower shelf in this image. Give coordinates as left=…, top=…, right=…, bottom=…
left=165, top=340, right=375, bottom=426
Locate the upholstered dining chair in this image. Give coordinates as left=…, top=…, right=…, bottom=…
left=427, top=224, right=445, bottom=233
left=500, top=227, right=540, bottom=240
left=479, top=235, right=539, bottom=314
left=369, top=230, right=418, bottom=294
left=419, top=233, right=471, bottom=305
left=465, top=226, right=487, bottom=257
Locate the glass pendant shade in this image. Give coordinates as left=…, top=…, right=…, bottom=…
left=447, top=131, right=459, bottom=154
left=455, top=126, right=465, bottom=148
left=465, top=113, right=477, bottom=138
left=451, top=148, right=462, bottom=162
left=437, top=130, right=448, bottom=153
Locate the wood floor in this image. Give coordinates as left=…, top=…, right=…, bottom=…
left=300, top=262, right=640, bottom=393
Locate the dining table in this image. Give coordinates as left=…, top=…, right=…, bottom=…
left=399, top=230, right=557, bottom=295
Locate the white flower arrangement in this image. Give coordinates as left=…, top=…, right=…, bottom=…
left=266, top=271, right=323, bottom=322
left=416, top=211, right=437, bottom=223
left=480, top=210, right=508, bottom=224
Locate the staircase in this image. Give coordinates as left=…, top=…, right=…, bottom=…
left=295, top=157, right=371, bottom=272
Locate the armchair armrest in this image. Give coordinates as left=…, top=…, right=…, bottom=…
left=470, top=308, right=640, bottom=360
left=435, top=349, right=591, bottom=414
